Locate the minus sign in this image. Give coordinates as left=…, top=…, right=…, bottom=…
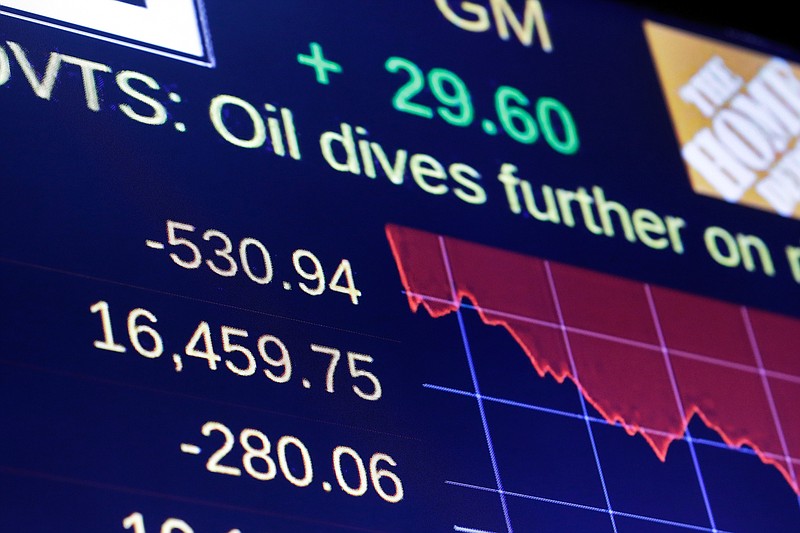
left=146, top=240, right=165, bottom=250
left=180, top=443, right=201, bottom=455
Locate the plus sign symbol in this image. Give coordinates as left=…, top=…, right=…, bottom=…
left=298, top=43, right=343, bottom=85
left=0, top=0, right=215, bottom=67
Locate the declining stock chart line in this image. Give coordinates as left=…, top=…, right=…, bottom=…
left=5, top=0, right=800, bottom=530
left=385, top=224, right=800, bottom=532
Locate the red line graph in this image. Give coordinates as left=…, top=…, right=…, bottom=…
left=386, top=224, right=800, bottom=495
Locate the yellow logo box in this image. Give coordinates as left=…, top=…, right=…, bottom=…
left=644, top=21, right=800, bottom=218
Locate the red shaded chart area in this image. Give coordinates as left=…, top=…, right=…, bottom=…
left=386, top=224, right=800, bottom=495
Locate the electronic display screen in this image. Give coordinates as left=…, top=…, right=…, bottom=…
left=1, top=1, right=799, bottom=531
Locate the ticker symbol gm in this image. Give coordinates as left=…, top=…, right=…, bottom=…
left=0, top=0, right=215, bottom=68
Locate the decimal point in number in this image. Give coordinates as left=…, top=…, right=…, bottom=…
left=168, top=92, right=182, bottom=103
left=283, top=281, right=292, bottom=290
left=322, top=481, right=332, bottom=492
left=174, top=122, right=187, bottom=133
left=482, top=118, right=498, bottom=135
left=302, top=378, right=312, bottom=389
left=145, top=240, right=165, bottom=250
left=173, top=353, right=184, bottom=372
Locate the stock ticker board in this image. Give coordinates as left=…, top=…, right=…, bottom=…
left=1, top=1, right=800, bottom=532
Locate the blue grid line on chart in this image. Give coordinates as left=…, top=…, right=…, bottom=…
left=454, top=526, right=499, bottom=533
left=429, top=381, right=728, bottom=532
left=422, top=383, right=800, bottom=466
left=439, top=236, right=514, bottom=533
left=544, top=260, right=617, bottom=532
left=422, top=295, right=752, bottom=533
left=446, top=481, right=735, bottom=533
left=404, top=262, right=800, bottom=531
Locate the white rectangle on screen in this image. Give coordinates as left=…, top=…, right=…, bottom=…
left=0, top=0, right=215, bottom=67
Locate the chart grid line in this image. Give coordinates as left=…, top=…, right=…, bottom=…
left=741, top=306, right=800, bottom=508
left=423, top=382, right=800, bottom=466
left=388, top=225, right=800, bottom=528
left=544, top=260, right=618, bottom=532
left=439, top=237, right=514, bottom=533
left=453, top=526, right=498, bottom=533
left=446, top=481, right=734, bottom=533
left=403, top=290, right=800, bottom=385
left=644, top=284, right=718, bottom=532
